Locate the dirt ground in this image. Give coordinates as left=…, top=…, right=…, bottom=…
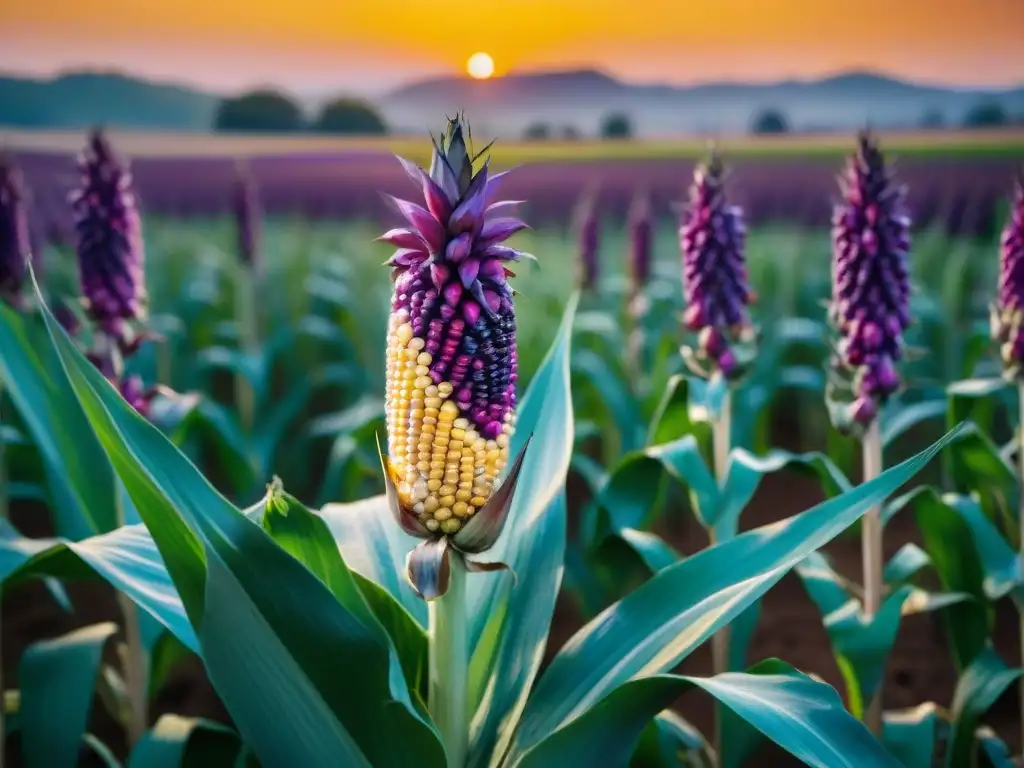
left=2, top=462, right=1020, bottom=767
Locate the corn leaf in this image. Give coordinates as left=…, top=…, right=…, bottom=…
left=882, top=704, right=945, bottom=768
left=514, top=660, right=900, bottom=768
left=468, top=296, right=576, bottom=766
left=885, top=488, right=990, bottom=669
left=36, top=299, right=446, bottom=768
left=507, top=423, right=963, bottom=760
left=795, top=550, right=971, bottom=718
left=19, top=622, right=119, bottom=768
left=128, top=715, right=242, bottom=767
left=946, top=648, right=1023, bottom=768
left=0, top=301, right=118, bottom=538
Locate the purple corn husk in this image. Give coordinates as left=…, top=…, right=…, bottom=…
left=0, top=154, right=31, bottom=307
left=829, top=131, right=911, bottom=425
left=70, top=129, right=147, bottom=346
left=992, top=171, right=1024, bottom=376
left=679, top=152, right=754, bottom=379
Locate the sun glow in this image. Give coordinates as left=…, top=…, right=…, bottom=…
left=466, top=52, right=495, bottom=80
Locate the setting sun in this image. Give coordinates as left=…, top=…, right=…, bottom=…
left=466, top=52, right=495, bottom=80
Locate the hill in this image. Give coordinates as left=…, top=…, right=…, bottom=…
left=381, top=69, right=1024, bottom=137
left=0, top=71, right=219, bottom=131
left=1, top=68, right=1022, bottom=138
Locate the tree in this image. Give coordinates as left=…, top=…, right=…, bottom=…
left=214, top=90, right=304, bottom=133
left=963, top=101, right=1009, bottom=129
left=522, top=122, right=552, bottom=141
left=750, top=108, right=789, bottom=135
left=600, top=112, right=632, bottom=140
left=919, top=108, right=945, bottom=130
left=313, top=98, right=388, bottom=135
left=561, top=125, right=582, bottom=141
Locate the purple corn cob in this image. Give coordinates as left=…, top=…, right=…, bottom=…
left=70, top=130, right=147, bottom=346
left=628, top=191, right=653, bottom=295
left=0, top=154, right=31, bottom=307
left=992, top=172, right=1024, bottom=377
left=574, top=192, right=600, bottom=292
left=381, top=114, right=531, bottom=540
left=679, top=153, right=754, bottom=379
left=233, top=161, right=262, bottom=274
left=829, top=131, right=911, bottom=425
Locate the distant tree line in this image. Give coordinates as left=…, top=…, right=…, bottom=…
left=746, top=101, right=1019, bottom=136
left=215, top=89, right=389, bottom=135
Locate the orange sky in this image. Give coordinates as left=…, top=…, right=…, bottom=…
left=2, top=0, right=1023, bottom=94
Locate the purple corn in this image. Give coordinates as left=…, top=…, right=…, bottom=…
left=628, top=191, right=653, bottom=296
left=679, top=152, right=754, bottom=379
left=993, top=172, right=1024, bottom=377
left=233, top=161, right=262, bottom=274
left=381, top=114, right=529, bottom=536
left=829, top=131, right=911, bottom=425
left=0, top=155, right=31, bottom=307
left=574, top=192, right=600, bottom=292
left=70, top=130, right=147, bottom=346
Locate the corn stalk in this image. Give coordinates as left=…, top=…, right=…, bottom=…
left=710, top=390, right=732, bottom=760
left=235, top=265, right=259, bottom=434
left=429, top=553, right=469, bottom=767
left=115, top=490, right=148, bottom=746
left=861, top=419, right=884, bottom=734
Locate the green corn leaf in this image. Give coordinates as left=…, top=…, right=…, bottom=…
left=597, top=436, right=716, bottom=534
left=0, top=519, right=199, bottom=652
left=977, top=726, right=1015, bottom=768
left=507, top=423, right=962, bottom=760
left=572, top=347, right=645, bottom=453
left=467, top=296, right=576, bottom=766
left=795, top=550, right=970, bottom=717
left=947, top=648, right=1022, bottom=768
left=322, top=495, right=426, bottom=625
left=36, top=299, right=446, bottom=768
left=882, top=543, right=932, bottom=586
left=882, top=704, right=946, bottom=768
left=514, top=660, right=900, bottom=768
left=885, top=488, right=990, bottom=669
left=646, top=374, right=715, bottom=448
left=630, top=710, right=708, bottom=767
left=128, top=715, right=242, bottom=767
left=713, top=447, right=851, bottom=540
left=261, top=484, right=427, bottom=694
left=880, top=399, right=947, bottom=448
left=0, top=300, right=118, bottom=538
left=944, top=494, right=1020, bottom=601
left=20, top=622, right=119, bottom=768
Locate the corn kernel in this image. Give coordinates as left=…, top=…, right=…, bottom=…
left=440, top=519, right=462, bottom=534
left=453, top=502, right=469, bottom=517
left=434, top=507, right=453, bottom=521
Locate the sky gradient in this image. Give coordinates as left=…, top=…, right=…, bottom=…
left=3, top=0, right=1023, bottom=96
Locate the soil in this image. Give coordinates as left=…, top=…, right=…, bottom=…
left=3, top=433, right=1021, bottom=767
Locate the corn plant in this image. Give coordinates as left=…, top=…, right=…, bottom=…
left=0, top=118, right=970, bottom=767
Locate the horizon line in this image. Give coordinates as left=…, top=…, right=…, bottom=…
left=3, top=63, right=1023, bottom=99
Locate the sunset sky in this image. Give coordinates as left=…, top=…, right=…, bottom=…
left=2, top=0, right=1023, bottom=96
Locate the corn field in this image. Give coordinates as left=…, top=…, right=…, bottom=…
left=0, top=124, right=1022, bottom=768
